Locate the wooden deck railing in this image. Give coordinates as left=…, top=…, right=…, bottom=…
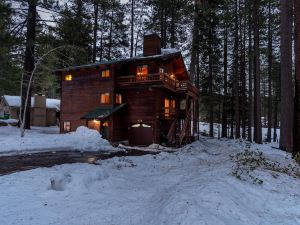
left=117, top=73, right=198, bottom=94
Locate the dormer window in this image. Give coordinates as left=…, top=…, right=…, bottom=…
left=101, top=69, right=110, bottom=78
left=65, top=74, right=72, bottom=81
left=136, top=65, right=148, bottom=80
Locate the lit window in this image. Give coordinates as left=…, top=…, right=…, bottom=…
left=159, top=67, right=164, bottom=74
left=100, top=93, right=110, bottom=104
left=131, top=124, right=141, bottom=128
left=65, top=74, right=72, bottom=81
left=164, top=98, right=175, bottom=117
left=164, top=98, right=170, bottom=117
left=116, top=94, right=122, bottom=104
left=88, top=120, right=100, bottom=131
left=171, top=99, right=175, bottom=109
left=63, top=121, right=71, bottom=132
left=103, top=121, right=109, bottom=127
left=101, top=69, right=110, bottom=78
left=136, top=65, right=148, bottom=80
left=170, top=73, right=176, bottom=80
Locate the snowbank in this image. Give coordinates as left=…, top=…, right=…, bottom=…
left=0, top=138, right=299, bottom=225
left=0, top=125, right=113, bottom=154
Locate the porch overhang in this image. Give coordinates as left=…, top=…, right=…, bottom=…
left=81, top=103, right=127, bottom=120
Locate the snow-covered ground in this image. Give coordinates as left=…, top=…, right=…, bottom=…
left=0, top=125, right=113, bottom=155
left=0, top=138, right=299, bottom=225
left=200, top=122, right=281, bottom=143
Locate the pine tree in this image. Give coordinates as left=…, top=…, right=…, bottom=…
left=253, top=0, right=262, bottom=144
left=279, top=0, right=293, bottom=151
left=55, top=0, right=93, bottom=64
left=294, top=0, right=300, bottom=155
left=0, top=1, right=21, bottom=96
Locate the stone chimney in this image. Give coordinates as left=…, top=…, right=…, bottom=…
left=143, top=33, right=161, bottom=57
left=33, top=94, right=47, bottom=126
left=33, top=94, right=46, bottom=108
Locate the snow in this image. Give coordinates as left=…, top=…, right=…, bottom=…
left=0, top=119, right=18, bottom=124
left=161, top=48, right=179, bottom=54
left=0, top=138, right=299, bottom=225
left=200, top=122, right=281, bottom=143
left=0, top=125, right=114, bottom=155
left=3, top=95, right=60, bottom=110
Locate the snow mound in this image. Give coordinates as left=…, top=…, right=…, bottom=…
left=0, top=125, right=114, bottom=154
left=50, top=173, right=72, bottom=191
left=66, top=126, right=111, bottom=150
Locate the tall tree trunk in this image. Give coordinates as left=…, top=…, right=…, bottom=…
left=222, top=25, right=228, bottom=138
left=107, top=10, right=113, bottom=60
left=92, top=0, right=99, bottom=62
left=293, top=0, right=300, bottom=155
left=233, top=0, right=240, bottom=139
left=21, top=0, right=37, bottom=130
left=209, top=46, right=214, bottom=138
left=273, top=99, right=278, bottom=142
left=247, top=0, right=253, bottom=142
left=253, top=0, right=262, bottom=144
left=170, top=1, right=176, bottom=48
left=280, top=0, right=293, bottom=151
left=130, top=0, right=134, bottom=57
left=189, top=0, right=200, bottom=87
left=241, top=1, right=247, bottom=139
left=99, top=10, right=105, bottom=62
left=267, top=1, right=273, bottom=142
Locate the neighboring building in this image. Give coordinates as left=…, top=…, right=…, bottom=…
left=0, top=95, right=60, bottom=126
left=55, top=33, right=199, bottom=146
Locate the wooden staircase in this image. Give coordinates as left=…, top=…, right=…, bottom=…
left=166, top=95, right=192, bottom=147
left=179, top=108, right=191, bottom=145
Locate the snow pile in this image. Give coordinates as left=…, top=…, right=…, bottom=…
left=0, top=119, right=18, bottom=126
left=118, top=142, right=176, bottom=152
left=0, top=138, right=299, bottom=225
left=0, top=125, right=114, bottom=154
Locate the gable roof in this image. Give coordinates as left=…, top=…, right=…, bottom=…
left=54, top=48, right=182, bottom=73
left=2, top=95, right=60, bottom=110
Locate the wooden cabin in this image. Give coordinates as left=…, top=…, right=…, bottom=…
left=0, top=95, right=60, bottom=126
left=55, top=33, right=199, bottom=146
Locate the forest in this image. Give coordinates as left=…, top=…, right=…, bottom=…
left=0, top=0, right=299, bottom=154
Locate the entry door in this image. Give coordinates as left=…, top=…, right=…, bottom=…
left=129, top=123, right=153, bottom=146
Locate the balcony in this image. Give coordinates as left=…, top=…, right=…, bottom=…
left=117, top=73, right=199, bottom=95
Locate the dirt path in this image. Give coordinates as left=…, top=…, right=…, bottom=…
left=0, top=149, right=163, bottom=176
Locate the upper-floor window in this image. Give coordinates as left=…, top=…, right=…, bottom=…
left=65, top=74, right=72, bottom=81
left=136, top=65, right=148, bottom=79
left=101, top=69, right=110, bottom=78
left=100, top=93, right=110, bottom=104
left=116, top=94, right=122, bottom=104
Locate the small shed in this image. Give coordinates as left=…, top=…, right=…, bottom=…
left=0, top=95, right=60, bottom=126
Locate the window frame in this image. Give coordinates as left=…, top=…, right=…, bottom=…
left=136, top=65, right=148, bottom=79
left=115, top=93, right=122, bottom=104
left=63, top=121, right=71, bottom=132
left=100, top=92, right=111, bottom=104
left=65, top=74, right=72, bottom=81
left=100, top=69, right=110, bottom=78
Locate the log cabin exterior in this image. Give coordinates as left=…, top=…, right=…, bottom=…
left=55, top=34, right=199, bottom=146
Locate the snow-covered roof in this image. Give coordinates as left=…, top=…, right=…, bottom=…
left=2, top=95, right=60, bottom=110
left=55, top=49, right=182, bottom=73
